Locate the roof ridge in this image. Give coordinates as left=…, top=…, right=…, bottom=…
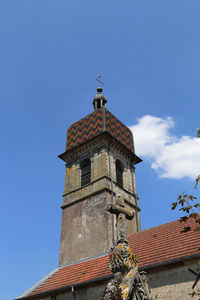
left=106, top=109, right=132, bottom=133
left=59, top=252, right=108, bottom=269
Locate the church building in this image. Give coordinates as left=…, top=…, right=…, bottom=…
left=16, top=87, right=200, bottom=300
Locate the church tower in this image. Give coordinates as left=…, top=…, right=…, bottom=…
left=58, top=87, right=142, bottom=266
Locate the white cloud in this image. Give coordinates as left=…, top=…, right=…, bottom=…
left=130, top=115, right=200, bottom=180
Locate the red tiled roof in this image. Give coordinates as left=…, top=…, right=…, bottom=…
left=25, top=217, right=200, bottom=298
left=128, top=217, right=200, bottom=268
left=64, top=108, right=135, bottom=153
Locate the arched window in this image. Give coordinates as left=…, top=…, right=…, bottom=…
left=116, top=159, right=124, bottom=189
left=80, top=158, right=91, bottom=187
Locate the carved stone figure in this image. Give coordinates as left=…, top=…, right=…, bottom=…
left=101, top=195, right=152, bottom=300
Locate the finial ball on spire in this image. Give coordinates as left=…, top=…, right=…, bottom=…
left=93, top=76, right=107, bottom=110
left=97, top=86, right=103, bottom=93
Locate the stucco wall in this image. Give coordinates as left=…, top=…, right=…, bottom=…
left=59, top=191, right=113, bottom=265
left=148, top=262, right=199, bottom=300
left=34, top=281, right=106, bottom=300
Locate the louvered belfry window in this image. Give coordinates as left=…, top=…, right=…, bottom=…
left=116, top=160, right=124, bottom=189
left=80, top=158, right=91, bottom=187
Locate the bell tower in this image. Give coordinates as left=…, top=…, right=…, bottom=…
left=58, top=87, right=142, bottom=266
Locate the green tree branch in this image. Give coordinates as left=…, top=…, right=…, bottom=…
left=171, top=126, right=200, bottom=298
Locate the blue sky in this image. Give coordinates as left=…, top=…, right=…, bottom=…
left=1, top=1, right=200, bottom=299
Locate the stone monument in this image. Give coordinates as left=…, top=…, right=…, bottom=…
left=101, top=195, right=152, bottom=300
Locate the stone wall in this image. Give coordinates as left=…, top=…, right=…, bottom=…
left=64, top=148, right=109, bottom=194
left=108, top=147, right=140, bottom=233
left=59, top=191, right=113, bottom=265
left=62, top=143, right=138, bottom=211
left=148, top=261, right=199, bottom=300
left=59, top=141, right=140, bottom=266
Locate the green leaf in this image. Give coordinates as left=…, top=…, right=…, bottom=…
left=197, top=126, right=200, bottom=138
left=189, top=212, right=198, bottom=218
left=180, top=216, right=189, bottom=223
left=171, top=202, right=178, bottom=210
left=188, top=195, right=197, bottom=201
left=179, top=198, right=187, bottom=206
left=180, top=205, right=193, bottom=213
left=189, top=290, right=196, bottom=297
left=194, top=227, right=200, bottom=231
left=195, top=175, right=200, bottom=189
left=194, top=203, right=200, bottom=208
left=180, top=226, right=191, bottom=233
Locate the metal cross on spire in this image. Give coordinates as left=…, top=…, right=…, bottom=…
left=95, top=74, right=104, bottom=87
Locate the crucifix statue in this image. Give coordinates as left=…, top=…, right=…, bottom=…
left=107, top=194, right=134, bottom=242
left=101, top=194, right=152, bottom=300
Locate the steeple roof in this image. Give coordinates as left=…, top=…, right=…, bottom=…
left=66, top=108, right=105, bottom=150
left=58, top=87, right=142, bottom=164
left=60, top=108, right=137, bottom=157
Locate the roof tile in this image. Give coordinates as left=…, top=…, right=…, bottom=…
left=65, top=109, right=134, bottom=153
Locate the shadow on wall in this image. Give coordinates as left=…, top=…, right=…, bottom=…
left=148, top=263, right=196, bottom=289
